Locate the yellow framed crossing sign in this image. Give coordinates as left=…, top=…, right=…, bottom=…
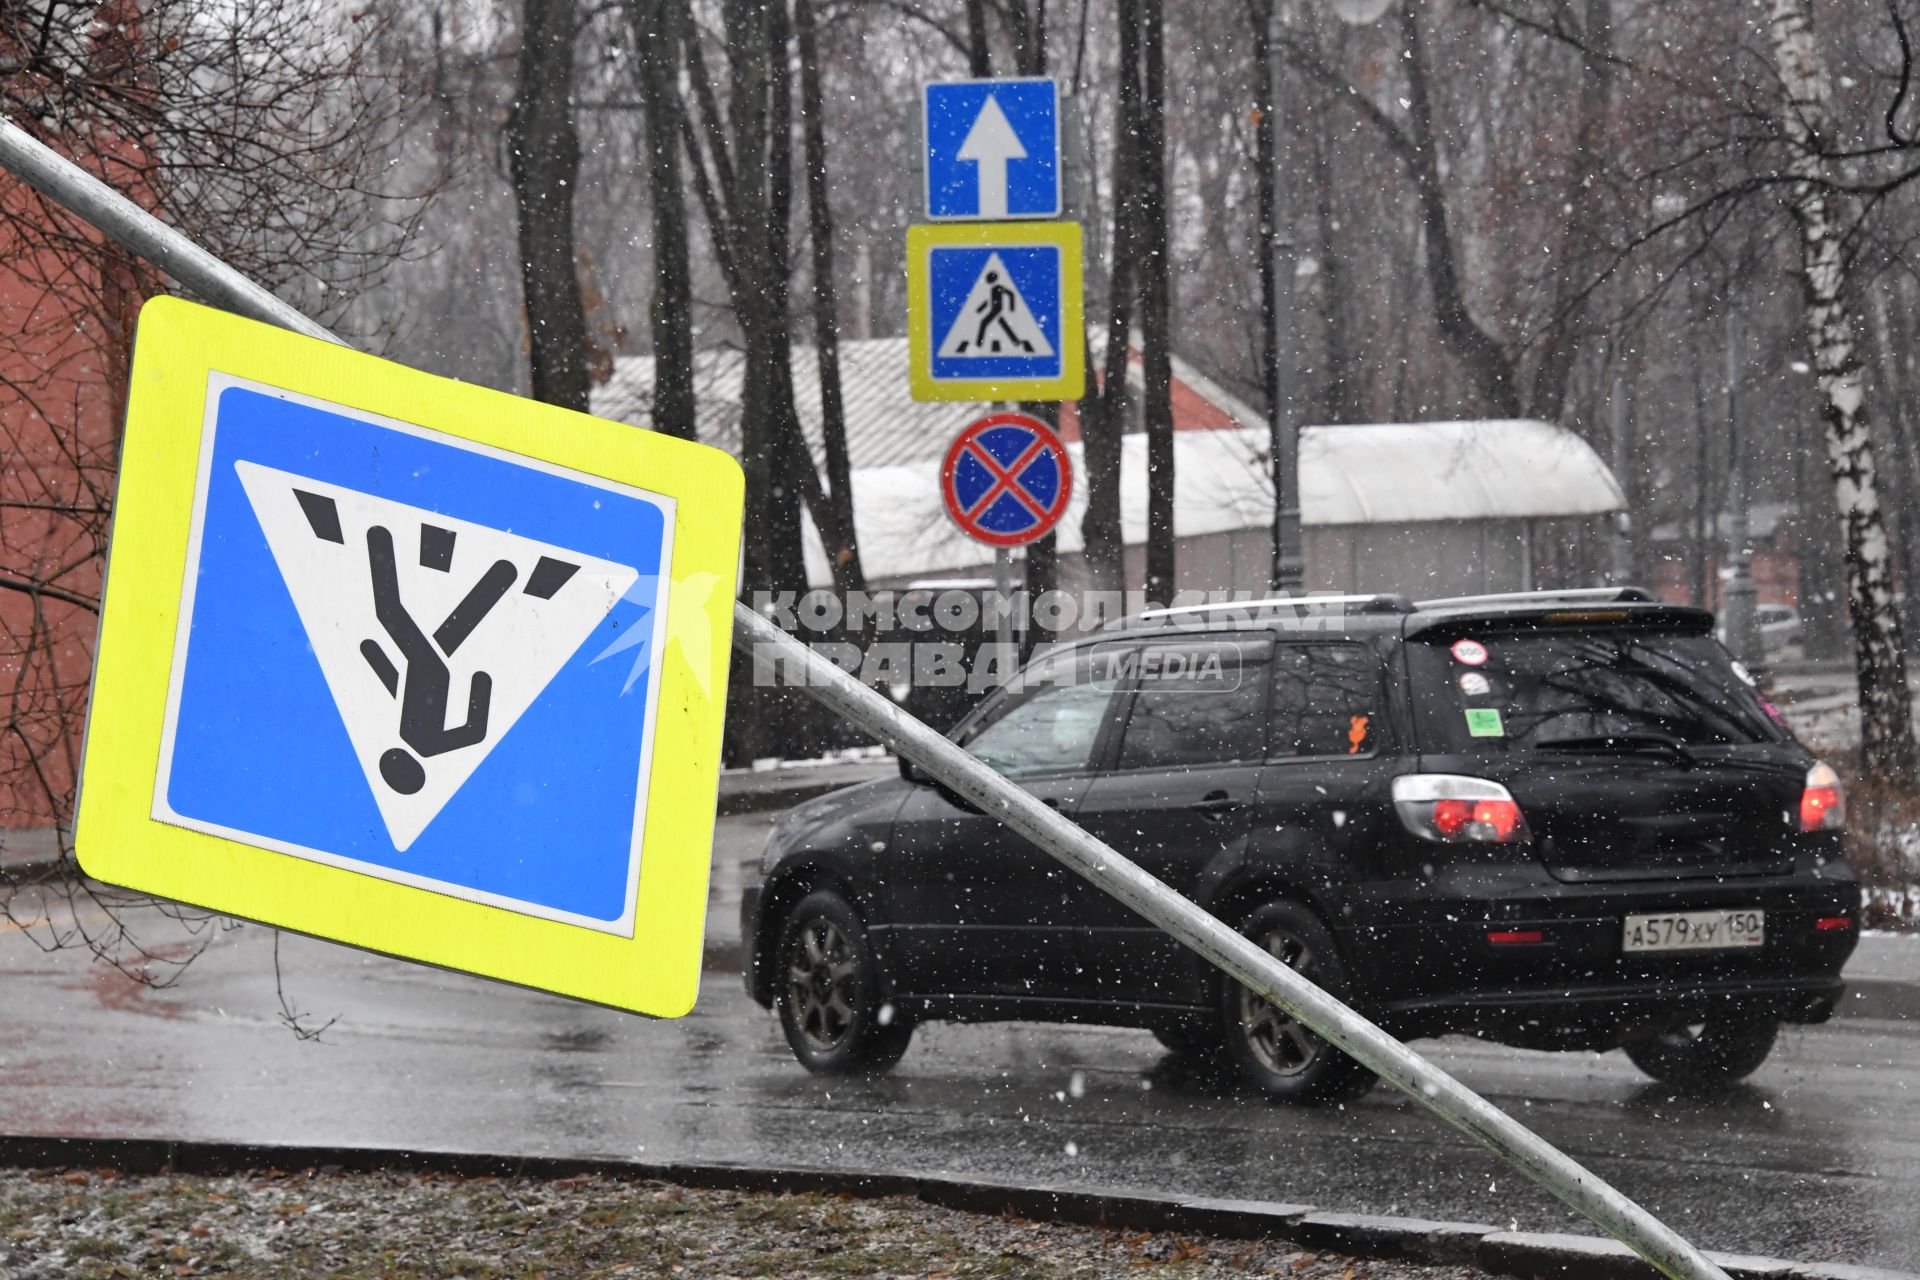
left=76, top=297, right=743, bottom=1017
left=906, top=220, right=1085, bottom=402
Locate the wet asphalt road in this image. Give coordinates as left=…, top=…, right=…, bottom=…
left=4, top=869, right=1919, bottom=1273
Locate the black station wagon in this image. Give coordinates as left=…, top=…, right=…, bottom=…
left=741, top=589, right=1860, bottom=1102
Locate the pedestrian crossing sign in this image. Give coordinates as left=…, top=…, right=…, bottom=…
left=906, top=221, right=1084, bottom=402
left=74, top=297, right=744, bottom=1018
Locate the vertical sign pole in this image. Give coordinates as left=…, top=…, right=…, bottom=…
left=993, top=545, right=1015, bottom=657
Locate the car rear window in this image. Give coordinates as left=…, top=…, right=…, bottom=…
left=1270, top=642, right=1384, bottom=757
left=1409, top=628, right=1789, bottom=753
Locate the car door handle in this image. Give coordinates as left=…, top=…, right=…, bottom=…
left=1190, top=791, right=1244, bottom=819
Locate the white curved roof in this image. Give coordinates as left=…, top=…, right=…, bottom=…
left=1299, top=419, right=1624, bottom=525
left=800, top=421, right=1622, bottom=585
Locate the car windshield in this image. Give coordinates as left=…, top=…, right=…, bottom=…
left=957, top=648, right=1127, bottom=778
left=1411, top=628, right=1789, bottom=753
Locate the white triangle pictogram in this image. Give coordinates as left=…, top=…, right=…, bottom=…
left=236, top=461, right=639, bottom=852
left=936, top=252, right=1054, bottom=359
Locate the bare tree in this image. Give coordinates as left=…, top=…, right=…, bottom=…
left=678, top=0, right=807, bottom=603
left=1137, top=0, right=1175, bottom=602
left=794, top=0, right=866, bottom=592
left=631, top=0, right=698, bottom=439
left=1081, top=0, right=1139, bottom=596
left=0, top=0, right=430, bottom=972
left=508, top=0, right=592, bottom=410
left=1765, top=0, right=1915, bottom=779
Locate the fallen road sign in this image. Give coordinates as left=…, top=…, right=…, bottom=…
left=75, top=296, right=743, bottom=1017
left=940, top=412, right=1072, bottom=547
left=906, top=221, right=1085, bottom=402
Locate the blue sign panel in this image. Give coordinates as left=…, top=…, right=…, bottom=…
left=924, top=77, right=1061, bottom=220
left=927, top=242, right=1064, bottom=384
left=154, top=381, right=673, bottom=933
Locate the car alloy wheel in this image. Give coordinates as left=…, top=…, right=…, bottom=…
left=786, top=915, right=857, bottom=1052
left=1218, top=899, right=1374, bottom=1103
left=1235, top=928, right=1324, bottom=1077
left=773, top=888, right=914, bottom=1075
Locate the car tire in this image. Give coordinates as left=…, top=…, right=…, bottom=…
left=774, top=889, right=913, bottom=1075
left=1622, top=1018, right=1779, bottom=1090
left=1218, top=900, right=1376, bottom=1104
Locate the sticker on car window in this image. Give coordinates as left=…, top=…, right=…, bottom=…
left=1465, top=708, right=1504, bottom=737
left=1347, top=715, right=1370, bottom=754
left=1458, top=672, right=1491, bottom=697
left=1451, top=638, right=1489, bottom=666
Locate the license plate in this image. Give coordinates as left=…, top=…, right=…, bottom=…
left=1622, top=909, right=1765, bottom=953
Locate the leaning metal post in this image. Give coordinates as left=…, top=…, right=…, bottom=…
left=0, top=113, right=1730, bottom=1280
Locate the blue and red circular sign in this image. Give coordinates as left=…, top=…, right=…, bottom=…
left=940, top=412, right=1073, bottom=548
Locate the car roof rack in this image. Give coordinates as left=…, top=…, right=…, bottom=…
left=1128, top=593, right=1415, bottom=624
left=1413, top=587, right=1657, bottom=610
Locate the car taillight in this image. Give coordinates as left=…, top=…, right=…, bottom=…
left=1799, top=762, right=1845, bottom=832
left=1393, top=775, right=1531, bottom=844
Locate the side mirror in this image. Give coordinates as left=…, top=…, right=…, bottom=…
left=898, top=753, right=983, bottom=812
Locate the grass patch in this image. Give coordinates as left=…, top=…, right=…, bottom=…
left=0, top=1166, right=1495, bottom=1280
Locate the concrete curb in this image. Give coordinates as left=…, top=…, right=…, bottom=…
left=0, top=1134, right=1908, bottom=1280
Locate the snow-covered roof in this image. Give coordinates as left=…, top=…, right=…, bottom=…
left=597, top=340, right=983, bottom=470
left=594, top=335, right=1252, bottom=471
left=816, top=427, right=1271, bottom=584
left=1300, top=418, right=1624, bottom=525
left=798, top=423, right=1619, bottom=584
left=592, top=340, right=1623, bottom=584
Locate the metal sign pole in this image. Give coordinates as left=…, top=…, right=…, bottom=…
left=0, top=113, right=1730, bottom=1280
left=992, top=546, right=1014, bottom=657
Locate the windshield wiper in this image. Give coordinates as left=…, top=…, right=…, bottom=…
left=1533, top=733, right=1696, bottom=765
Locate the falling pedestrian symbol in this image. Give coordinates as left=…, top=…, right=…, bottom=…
left=349, top=512, right=577, bottom=796
left=236, top=461, right=639, bottom=851
left=937, top=252, right=1054, bottom=359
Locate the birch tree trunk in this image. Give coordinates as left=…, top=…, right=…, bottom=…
left=1767, top=0, right=1917, bottom=780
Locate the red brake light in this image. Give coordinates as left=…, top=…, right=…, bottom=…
left=1432, top=797, right=1522, bottom=841
left=1487, top=929, right=1545, bottom=945
left=1799, top=762, right=1845, bottom=832
left=1814, top=916, right=1855, bottom=931
left=1392, top=776, right=1531, bottom=844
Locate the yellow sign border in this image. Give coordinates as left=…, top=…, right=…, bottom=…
left=74, top=297, right=744, bottom=1018
left=907, top=221, right=1085, bottom=402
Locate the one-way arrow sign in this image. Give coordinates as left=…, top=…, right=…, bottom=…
left=924, top=77, right=1060, bottom=221
left=957, top=94, right=1027, bottom=218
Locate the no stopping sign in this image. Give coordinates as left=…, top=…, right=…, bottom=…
left=939, top=412, right=1073, bottom=548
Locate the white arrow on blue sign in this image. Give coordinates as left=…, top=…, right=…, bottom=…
left=923, top=77, right=1061, bottom=221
